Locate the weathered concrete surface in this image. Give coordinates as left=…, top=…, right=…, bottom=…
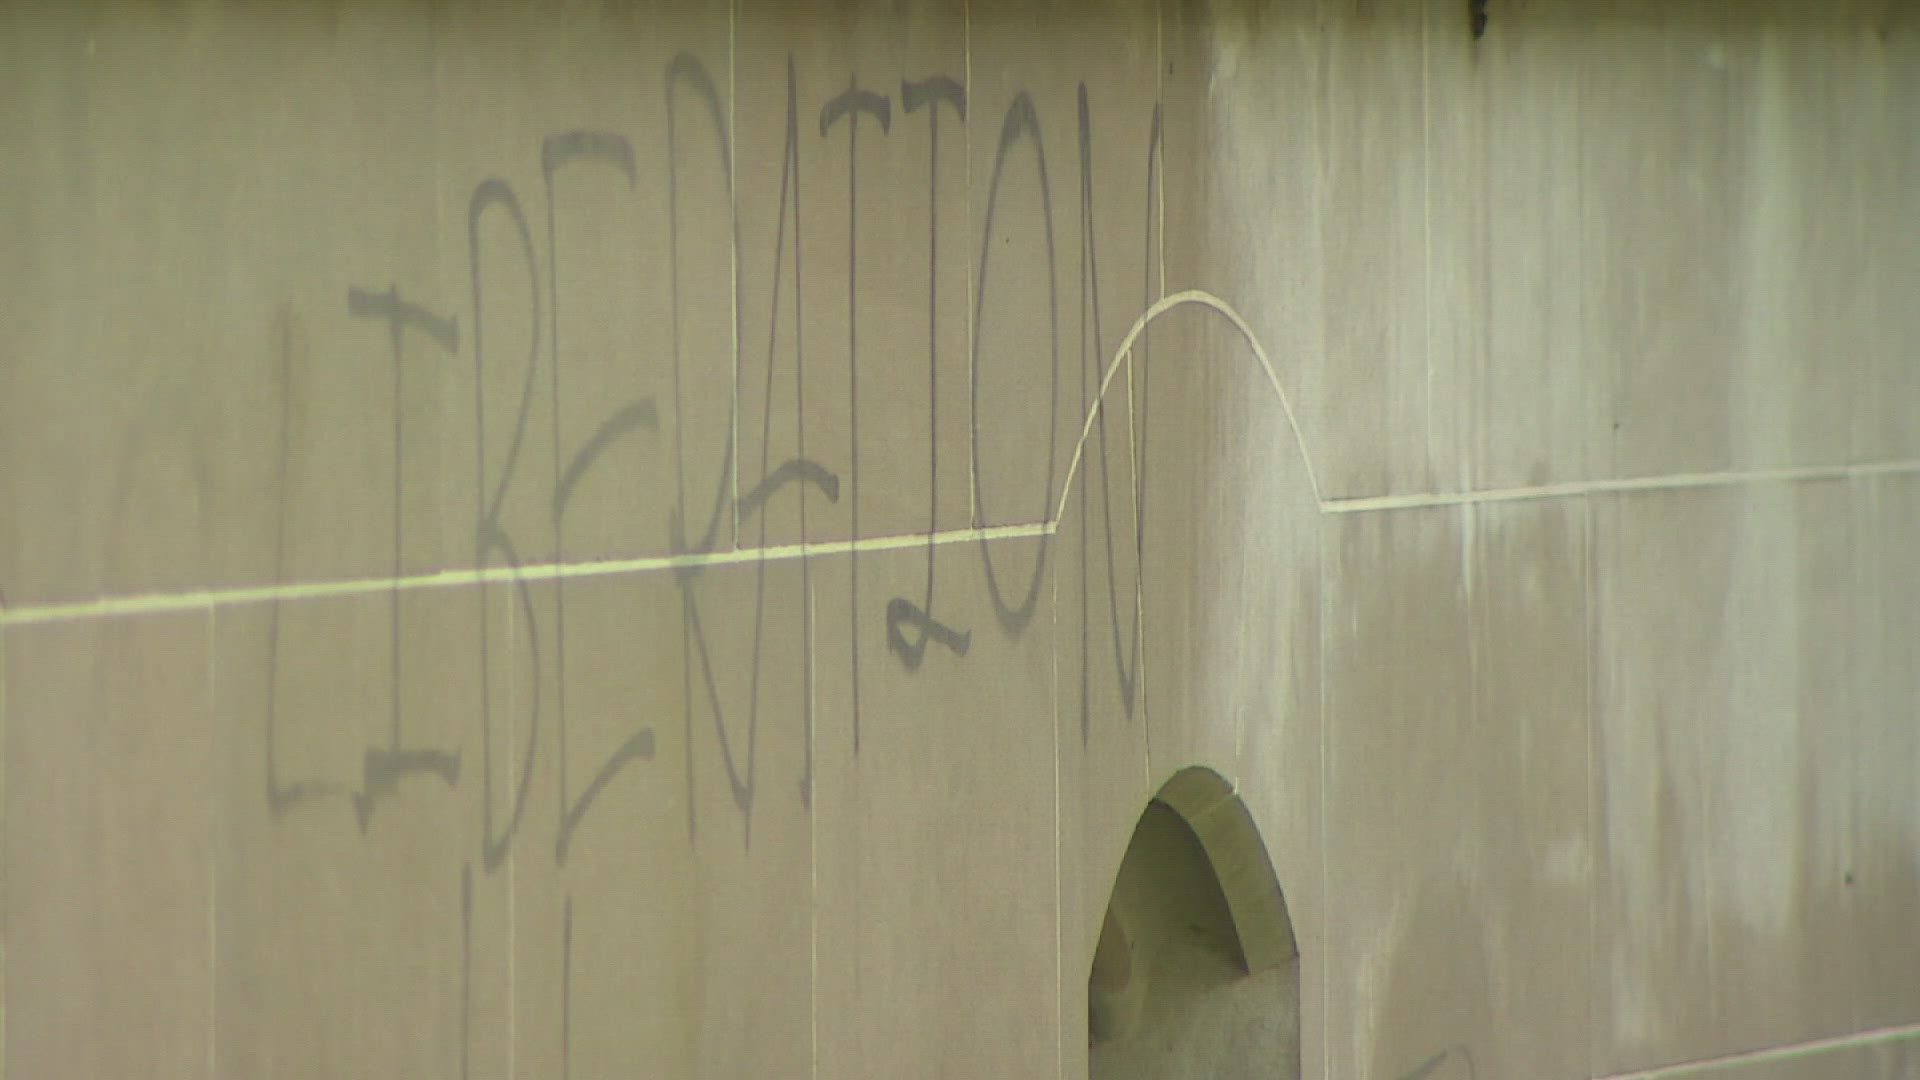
left=3, top=2, right=1917, bottom=1077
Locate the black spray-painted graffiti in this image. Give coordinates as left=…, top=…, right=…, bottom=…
left=263, top=52, right=1159, bottom=857
left=254, top=48, right=1179, bottom=1076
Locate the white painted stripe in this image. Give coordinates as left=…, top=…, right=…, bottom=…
left=0, top=521, right=1053, bottom=627
left=7, top=283, right=1920, bottom=628
left=1592, top=1020, right=1920, bottom=1079
left=1321, top=459, right=1920, bottom=514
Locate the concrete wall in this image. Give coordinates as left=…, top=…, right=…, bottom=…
left=3, top=2, right=1916, bottom=1077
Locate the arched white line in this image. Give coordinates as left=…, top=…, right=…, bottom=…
left=1051, top=288, right=1322, bottom=527
left=10, top=289, right=1920, bottom=627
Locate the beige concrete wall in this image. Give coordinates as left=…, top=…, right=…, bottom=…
left=2, top=2, right=1916, bottom=1077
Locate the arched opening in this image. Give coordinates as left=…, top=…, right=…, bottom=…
left=1089, top=766, right=1300, bottom=1080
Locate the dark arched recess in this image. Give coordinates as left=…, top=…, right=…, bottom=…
left=1089, top=766, right=1300, bottom=1080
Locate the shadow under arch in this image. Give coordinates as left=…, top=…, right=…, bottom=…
left=1089, top=766, right=1300, bottom=1080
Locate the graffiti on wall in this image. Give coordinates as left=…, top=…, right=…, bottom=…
left=243, top=45, right=1205, bottom=1072
left=266, top=51, right=1169, bottom=854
